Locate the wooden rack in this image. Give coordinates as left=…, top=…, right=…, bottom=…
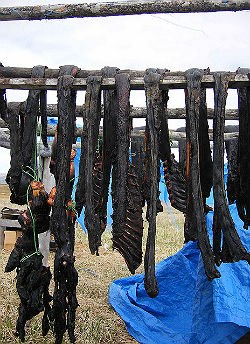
left=0, top=0, right=250, bottom=21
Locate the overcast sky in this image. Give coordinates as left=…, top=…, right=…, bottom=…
left=0, top=1, right=250, bottom=172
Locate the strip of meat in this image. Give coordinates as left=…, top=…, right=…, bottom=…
left=185, top=68, right=220, bottom=280
left=75, top=75, right=102, bottom=255
left=5, top=179, right=52, bottom=342
left=50, top=73, right=78, bottom=344
left=225, top=138, right=239, bottom=204
left=40, top=90, right=48, bottom=147
left=236, top=68, right=250, bottom=228
left=112, top=164, right=144, bottom=274
left=143, top=70, right=162, bottom=297
left=212, top=72, right=250, bottom=265
left=22, top=65, right=47, bottom=168
left=159, top=88, right=186, bottom=214
left=5, top=103, right=29, bottom=204
left=131, top=135, right=144, bottom=190
left=100, top=66, right=119, bottom=228
left=198, top=85, right=213, bottom=208
left=112, top=73, right=143, bottom=275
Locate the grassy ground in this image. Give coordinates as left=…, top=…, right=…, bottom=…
left=0, top=184, right=185, bottom=343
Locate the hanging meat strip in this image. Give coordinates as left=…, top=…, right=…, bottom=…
left=22, top=65, right=47, bottom=168
left=112, top=73, right=143, bottom=275
left=75, top=75, right=102, bottom=255
left=212, top=72, right=250, bottom=265
left=185, top=68, right=220, bottom=280
left=5, top=103, right=29, bottom=204
left=5, top=181, right=52, bottom=342
left=143, top=69, right=162, bottom=297
left=131, top=135, right=145, bottom=191
left=100, top=66, right=119, bottom=229
left=157, top=83, right=186, bottom=214
left=198, top=84, right=213, bottom=209
left=40, top=90, right=48, bottom=147
left=6, top=66, right=47, bottom=204
left=50, top=73, right=78, bottom=344
left=236, top=68, right=250, bottom=228
left=225, top=138, right=239, bottom=204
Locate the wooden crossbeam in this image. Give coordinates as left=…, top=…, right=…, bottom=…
left=0, top=0, right=250, bottom=22
left=0, top=73, right=249, bottom=90
left=7, top=102, right=239, bottom=120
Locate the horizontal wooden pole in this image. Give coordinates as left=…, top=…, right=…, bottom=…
left=0, top=66, right=166, bottom=78
left=0, top=0, right=249, bottom=22
left=0, top=74, right=249, bottom=91
left=6, top=102, right=239, bottom=120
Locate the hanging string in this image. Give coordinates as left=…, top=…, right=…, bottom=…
left=20, top=117, right=42, bottom=262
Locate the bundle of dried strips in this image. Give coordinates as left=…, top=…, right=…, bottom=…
left=5, top=180, right=52, bottom=342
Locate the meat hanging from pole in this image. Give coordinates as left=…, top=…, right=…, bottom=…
left=235, top=68, right=250, bottom=229
left=100, top=66, right=120, bottom=231
left=50, top=69, right=79, bottom=344
left=225, top=138, right=239, bottom=205
left=111, top=73, right=144, bottom=275
left=75, top=75, right=103, bottom=255
left=212, top=72, right=250, bottom=265
left=6, top=65, right=48, bottom=204
left=184, top=68, right=220, bottom=280
left=143, top=69, right=163, bottom=297
left=157, top=73, right=186, bottom=215
left=5, top=180, right=52, bottom=342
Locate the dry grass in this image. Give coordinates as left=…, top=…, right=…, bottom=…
left=0, top=184, right=184, bottom=343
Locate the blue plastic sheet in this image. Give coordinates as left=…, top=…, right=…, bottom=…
left=109, top=204, right=250, bottom=344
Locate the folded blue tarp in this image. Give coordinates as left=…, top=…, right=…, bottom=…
left=109, top=204, right=250, bottom=344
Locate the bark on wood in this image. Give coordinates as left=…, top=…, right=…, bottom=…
left=7, top=102, right=239, bottom=119
left=0, top=73, right=249, bottom=90
left=0, top=0, right=249, bottom=22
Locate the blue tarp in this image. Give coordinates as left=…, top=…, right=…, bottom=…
left=109, top=204, right=250, bottom=344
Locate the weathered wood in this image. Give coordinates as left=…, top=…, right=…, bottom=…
left=1, top=127, right=239, bottom=142
left=0, top=66, right=169, bottom=78
left=6, top=102, right=239, bottom=119
left=0, top=73, right=249, bottom=91
left=0, top=0, right=249, bottom=22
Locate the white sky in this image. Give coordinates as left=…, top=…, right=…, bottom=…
left=0, top=1, right=250, bottom=172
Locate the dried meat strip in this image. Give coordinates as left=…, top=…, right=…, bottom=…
left=112, top=73, right=143, bottom=275
left=143, top=70, right=162, bottom=297
left=212, top=72, right=250, bottom=265
left=75, top=75, right=102, bottom=255
left=225, top=138, right=239, bottom=204
left=22, top=65, right=47, bottom=168
left=5, top=103, right=29, bottom=204
left=5, top=180, right=52, bottom=342
left=236, top=68, right=250, bottom=228
left=101, top=66, right=119, bottom=228
left=198, top=85, right=213, bottom=209
left=158, top=85, right=186, bottom=214
left=185, top=68, right=220, bottom=280
left=50, top=73, right=78, bottom=344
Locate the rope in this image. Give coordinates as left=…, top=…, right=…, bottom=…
left=20, top=118, right=42, bottom=262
